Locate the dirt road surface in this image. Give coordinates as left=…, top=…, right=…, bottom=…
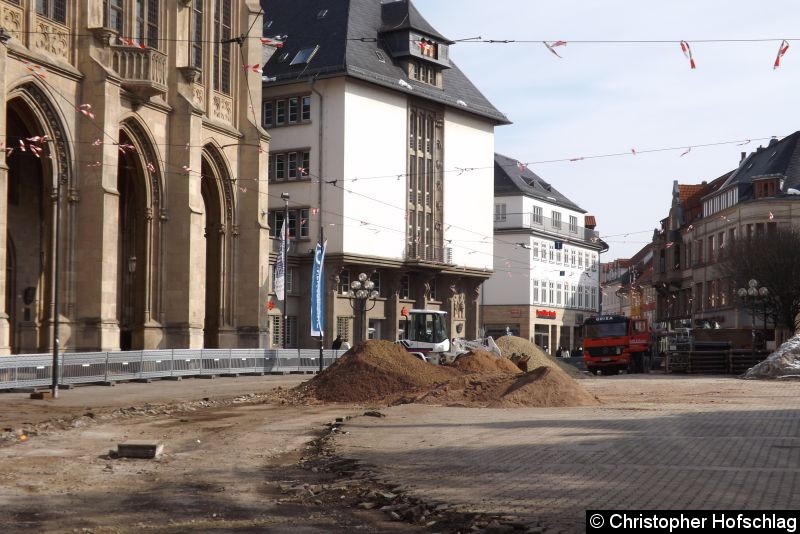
left=0, top=377, right=417, bottom=533
left=2, top=373, right=799, bottom=533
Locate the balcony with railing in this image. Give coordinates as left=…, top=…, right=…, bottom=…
left=405, top=243, right=453, bottom=264
left=108, top=44, right=168, bottom=98
left=494, top=212, right=600, bottom=245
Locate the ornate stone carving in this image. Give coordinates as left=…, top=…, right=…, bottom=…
left=179, top=66, right=201, bottom=83
left=193, top=85, right=205, bottom=109
left=21, top=84, right=70, bottom=188
left=1, top=4, right=22, bottom=33
left=206, top=147, right=234, bottom=225
left=212, top=93, right=233, bottom=123
left=34, top=20, right=69, bottom=60
left=122, top=119, right=161, bottom=208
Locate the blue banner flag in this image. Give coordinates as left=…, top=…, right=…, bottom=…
left=310, top=240, right=327, bottom=337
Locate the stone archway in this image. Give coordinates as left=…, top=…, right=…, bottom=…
left=117, top=130, right=148, bottom=350
left=4, top=95, right=58, bottom=353
left=115, top=120, right=166, bottom=350
left=200, top=145, right=235, bottom=348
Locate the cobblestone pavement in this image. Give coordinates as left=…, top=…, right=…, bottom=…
left=335, top=376, right=800, bottom=532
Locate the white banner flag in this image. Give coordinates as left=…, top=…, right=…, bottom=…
left=274, top=218, right=287, bottom=301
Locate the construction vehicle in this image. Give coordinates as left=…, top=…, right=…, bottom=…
left=583, top=315, right=652, bottom=375
left=396, top=308, right=500, bottom=364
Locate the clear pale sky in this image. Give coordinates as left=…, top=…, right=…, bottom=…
left=415, top=0, right=800, bottom=259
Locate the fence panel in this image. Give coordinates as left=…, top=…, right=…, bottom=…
left=0, top=347, right=342, bottom=390
left=61, top=352, right=109, bottom=385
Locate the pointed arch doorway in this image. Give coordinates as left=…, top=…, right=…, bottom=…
left=5, top=96, right=56, bottom=353
left=117, top=130, right=148, bottom=351
left=200, top=147, right=235, bottom=348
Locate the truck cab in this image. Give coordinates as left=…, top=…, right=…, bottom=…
left=583, top=315, right=651, bottom=375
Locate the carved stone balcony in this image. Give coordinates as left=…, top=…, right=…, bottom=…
left=109, top=44, right=168, bottom=98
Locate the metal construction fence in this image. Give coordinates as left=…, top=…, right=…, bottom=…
left=0, top=348, right=348, bottom=391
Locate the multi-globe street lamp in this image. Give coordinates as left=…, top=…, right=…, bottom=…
left=737, top=279, right=769, bottom=358
left=347, top=272, right=379, bottom=344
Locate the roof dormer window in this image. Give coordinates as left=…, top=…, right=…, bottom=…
left=417, top=38, right=437, bottom=59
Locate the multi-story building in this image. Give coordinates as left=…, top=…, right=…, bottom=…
left=482, top=154, right=606, bottom=355
left=600, top=244, right=655, bottom=324
left=652, top=133, right=800, bottom=343
left=260, top=0, right=509, bottom=347
left=0, top=1, right=272, bottom=354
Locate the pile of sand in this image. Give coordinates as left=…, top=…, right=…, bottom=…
left=495, top=336, right=584, bottom=378
left=450, top=350, right=522, bottom=375
left=416, top=366, right=599, bottom=408
left=743, top=335, right=800, bottom=379
left=302, top=340, right=458, bottom=402
left=299, top=340, right=598, bottom=408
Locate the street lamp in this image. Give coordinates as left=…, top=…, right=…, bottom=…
left=737, top=279, right=769, bottom=358
left=347, top=272, right=379, bottom=343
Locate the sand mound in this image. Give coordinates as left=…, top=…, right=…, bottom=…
left=416, top=366, right=599, bottom=408
left=495, top=336, right=584, bottom=378
left=489, top=367, right=599, bottom=408
left=743, top=335, right=800, bottom=379
left=299, top=339, right=597, bottom=408
left=450, top=350, right=522, bottom=375
left=302, top=340, right=458, bottom=402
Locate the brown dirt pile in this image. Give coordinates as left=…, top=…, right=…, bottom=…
left=450, top=350, right=522, bottom=375
left=302, top=340, right=458, bottom=402
left=495, top=336, right=584, bottom=378
left=415, top=366, right=599, bottom=408
left=299, top=340, right=597, bottom=408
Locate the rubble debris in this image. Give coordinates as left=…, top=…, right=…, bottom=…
left=743, top=334, right=800, bottom=379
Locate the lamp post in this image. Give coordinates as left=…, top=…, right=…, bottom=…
left=347, top=272, right=379, bottom=344
left=737, top=279, right=768, bottom=359
left=280, top=192, right=290, bottom=349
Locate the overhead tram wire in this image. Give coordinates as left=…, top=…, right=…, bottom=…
left=4, top=35, right=743, bottom=257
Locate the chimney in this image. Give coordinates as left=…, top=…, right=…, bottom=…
left=741, top=152, right=747, bottom=162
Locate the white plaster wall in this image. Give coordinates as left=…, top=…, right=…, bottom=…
left=488, top=192, right=601, bottom=311
left=443, top=109, right=495, bottom=270
left=521, top=196, right=585, bottom=224
left=341, top=80, right=407, bottom=259
left=483, top=233, right=532, bottom=305
left=264, top=78, right=346, bottom=253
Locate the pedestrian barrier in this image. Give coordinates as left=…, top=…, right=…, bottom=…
left=665, top=347, right=770, bottom=374
left=0, top=348, right=347, bottom=391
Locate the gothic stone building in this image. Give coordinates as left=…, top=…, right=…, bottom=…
left=0, top=1, right=274, bottom=354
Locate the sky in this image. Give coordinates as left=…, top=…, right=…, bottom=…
left=414, top=0, right=800, bottom=259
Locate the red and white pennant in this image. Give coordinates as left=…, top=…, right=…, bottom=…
left=774, top=40, right=790, bottom=69
left=680, top=41, right=697, bottom=69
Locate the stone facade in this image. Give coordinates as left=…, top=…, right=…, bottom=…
left=0, top=0, right=273, bottom=354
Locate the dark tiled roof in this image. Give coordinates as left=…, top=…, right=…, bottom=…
left=261, top=0, right=510, bottom=124
left=720, top=131, right=800, bottom=194
left=379, top=0, right=452, bottom=43
left=494, top=153, right=585, bottom=213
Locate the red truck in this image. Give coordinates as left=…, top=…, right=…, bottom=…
left=583, top=315, right=651, bottom=375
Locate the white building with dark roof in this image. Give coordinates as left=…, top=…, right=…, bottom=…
left=482, top=154, right=607, bottom=354
left=261, top=0, right=509, bottom=347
